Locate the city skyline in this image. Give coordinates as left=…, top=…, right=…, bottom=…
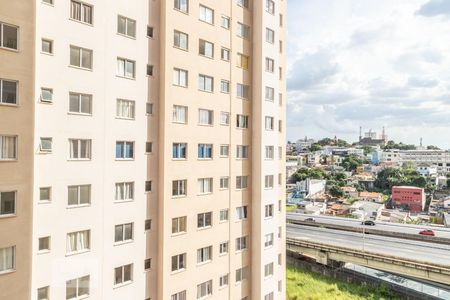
left=286, top=0, right=450, bottom=149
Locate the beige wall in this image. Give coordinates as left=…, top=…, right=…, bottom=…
left=0, top=1, right=35, bottom=299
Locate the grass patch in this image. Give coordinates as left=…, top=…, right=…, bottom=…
left=287, top=264, right=402, bottom=300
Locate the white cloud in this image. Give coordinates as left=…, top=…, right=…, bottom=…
left=287, top=0, right=450, bottom=148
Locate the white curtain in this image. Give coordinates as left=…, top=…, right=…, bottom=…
left=82, top=5, right=91, bottom=24
left=117, top=59, right=125, bottom=77
left=199, top=110, right=209, bottom=124
left=0, top=247, right=14, bottom=271
left=174, top=106, right=186, bottom=123
left=66, top=233, right=76, bottom=253
left=71, top=1, right=81, bottom=20
left=78, top=231, right=88, bottom=250
left=70, top=140, right=78, bottom=159
left=0, top=136, right=16, bottom=159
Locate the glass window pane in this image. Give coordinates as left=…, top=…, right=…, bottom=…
left=69, top=94, right=80, bottom=112
left=80, top=95, right=91, bottom=114
left=114, top=267, right=122, bottom=285
left=68, top=186, right=78, bottom=205
left=70, top=47, right=80, bottom=67
left=2, top=80, right=17, bottom=104
left=127, top=19, right=136, bottom=37
left=79, top=185, right=90, bottom=204
left=124, top=223, right=133, bottom=240
left=81, top=49, right=92, bottom=69
left=123, top=264, right=132, bottom=282
left=78, top=276, right=90, bottom=296
left=66, top=279, right=77, bottom=300
left=2, top=24, right=18, bottom=49
left=115, top=225, right=123, bottom=242
left=117, top=16, right=126, bottom=35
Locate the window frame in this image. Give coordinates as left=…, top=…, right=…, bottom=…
left=0, top=191, right=16, bottom=217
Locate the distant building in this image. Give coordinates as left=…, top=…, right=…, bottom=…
left=349, top=201, right=383, bottom=220
left=416, top=164, right=437, bottom=177
left=326, top=203, right=350, bottom=216
left=391, top=186, right=426, bottom=213
left=295, top=137, right=316, bottom=151
left=342, top=186, right=358, bottom=198
left=358, top=128, right=387, bottom=146
left=359, top=191, right=383, bottom=203
left=378, top=209, right=410, bottom=223
left=444, top=213, right=450, bottom=228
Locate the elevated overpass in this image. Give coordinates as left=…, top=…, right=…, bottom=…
left=287, top=224, right=450, bottom=285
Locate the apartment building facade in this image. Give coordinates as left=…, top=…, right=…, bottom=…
left=0, top=0, right=286, bottom=299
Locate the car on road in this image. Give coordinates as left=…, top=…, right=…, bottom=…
left=419, top=229, right=435, bottom=236
left=361, top=220, right=375, bottom=226
left=304, top=217, right=315, bottom=222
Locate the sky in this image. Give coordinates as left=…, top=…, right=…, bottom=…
left=286, top=0, right=450, bottom=149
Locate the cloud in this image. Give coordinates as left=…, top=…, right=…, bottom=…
left=408, top=76, right=439, bottom=88
left=287, top=49, right=340, bottom=91
left=416, top=0, right=450, bottom=17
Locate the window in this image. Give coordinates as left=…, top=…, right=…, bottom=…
left=172, top=291, right=187, bottom=300
left=278, top=173, right=282, bottom=185
left=219, top=209, right=229, bottom=222
left=171, top=253, right=186, bottom=272
left=235, top=266, right=248, bottom=282
left=197, top=212, right=212, bottom=228
left=220, top=145, right=229, bottom=157
left=265, top=292, right=274, bottom=300
left=220, top=112, right=229, bottom=125
left=278, top=200, right=282, bottom=212
left=41, top=39, right=53, bottom=54
left=265, top=116, right=274, bottom=130
left=145, top=258, right=152, bottom=271
left=265, top=146, right=274, bottom=159
left=67, top=185, right=90, bottom=206
left=279, top=66, right=283, bottom=80
left=70, top=1, right=93, bottom=24
left=172, top=216, right=187, bottom=234
left=236, top=114, right=249, bottom=129
left=278, top=226, right=282, bottom=238
left=279, top=40, right=283, bottom=53
left=236, top=83, right=249, bottom=99
left=279, top=120, right=283, bottom=132
left=198, top=109, right=213, bottom=125
left=237, top=53, right=249, bottom=69
left=199, top=5, right=214, bottom=24
left=219, top=241, right=228, bottom=254
left=264, top=233, right=274, bottom=248
left=219, top=177, right=229, bottom=189
left=69, top=139, right=91, bottom=160
left=173, top=105, right=188, bottom=123
left=199, top=39, right=214, bottom=58
left=237, top=0, right=249, bottom=8
left=66, top=275, right=89, bottom=300
left=219, top=274, right=229, bottom=287
left=221, top=16, right=230, bottom=29
left=0, top=246, right=15, bottom=273
left=38, top=236, right=51, bottom=252
left=115, top=223, right=133, bottom=243
left=221, top=47, right=230, bottom=61
left=279, top=146, right=283, bottom=160
left=265, top=86, right=274, bottom=101
left=0, top=23, right=18, bottom=50
left=278, top=280, right=282, bottom=292
left=146, top=103, right=153, bottom=115
left=40, top=88, right=53, bottom=103
left=70, top=46, right=92, bottom=70
left=174, top=0, right=188, bottom=13
left=173, top=68, right=188, bottom=87
left=265, top=175, right=274, bottom=189
left=197, top=280, right=212, bottom=299
left=116, top=99, right=135, bottom=119
left=0, top=79, right=18, bottom=104
left=117, top=58, right=135, bottom=79
left=265, top=204, right=274, bottom=218
left=174, top=30, right=188, bottom=50
left=237, top=22, right=250, bottom=39
left=115, top=141, right=134, bottom=159
left=66, top=230, right=90, bottom=254
left=115, top=182, right=134, bottom=201
left=172, top=180, right=187, bottom=196
left=236, top=206, right=248, bottom=220
left=39, top=138, right=52, bottom=153
left=219, top=80, right=231, bottom=94
left=266, top=28, right=275, bottom=43
left=198, top=74, right=214, bottom=92
left=0, top=135, right=17, bottom=160
left=236, top=176, right=248, bottom=189
left=236, top=236, right=247, bottom=251
left=197, top=246, right=212, bottom=264
left=266, top=0, right=275, bottom=14
left=0, top=191, right=15, bottom=216
left=39, top=187, right=51, bottom=202
left=147, top=26, right=154, bottom=38
left=265, top=57, right=275, bottom=73
left=264, top=262, right=274, bottom=278
left=279, top=13, right=283, bottom=26
left=198, top=144, right=212, bottom=159
left=114, top=264, right=133, bottom=286
left=117, top=16, right=136, bottom=38
left=278, top=253, right=282, bottom=264
left=236, top=145, right=248, bottom=159
left=37, top=286, right=49, bottom=300
left=279, top=93, right=283, bottom=106
left=173, top=143, right=187, bottom=159
left=147, top=65, right=154, bottom=76
left=198, top=178, right=212, bottom=194
left=145, top=219, right=152, bottom=231
left=69, top=92, right=92, bottom=115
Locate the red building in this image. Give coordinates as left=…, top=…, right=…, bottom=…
left=391, top=186, right=426, bottom=213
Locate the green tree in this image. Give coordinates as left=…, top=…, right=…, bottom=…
left=341, top=155, right=363, bottom=172
left=362, top=146, right=373, bottom=156
left=308, top=143, right=322, bottom=152
left=329, top=185, right=344, bottom=197
left=293, top=168, right=325, bottom=182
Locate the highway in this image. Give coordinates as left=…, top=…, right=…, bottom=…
left=287, top=212, right=450, bottom=239
left=287, top=224, right=450, bottom=267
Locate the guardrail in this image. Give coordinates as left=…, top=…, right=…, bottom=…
left=286, top=237, right=450, bottom=276
left=287, top=218, right=450, bottom=245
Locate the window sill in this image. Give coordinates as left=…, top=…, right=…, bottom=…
left=198, top=89, right=214, bottom=94
left=39, top=99, right=53, bottom=104
left=198, top=123, right=214, bottom=126
left=0, top=102, right=18, bottom=107
left=68, top=65, right=93, bottom=72
left=235, top=248, right=248, bottom=254
left=66, top=249, right=90, bottom=257
left=173, top=46, right=189, bottom=52
left=197, top=158, right=212, bottom=161
left=219, top=123, right=230, bottom=126
left=37, top=249, right=50, bottom=255
left=219, top=252, right=228, bottom=257
left=172, top=158, right=187, bottom=161
left=199, top=54, right=214, bottom=60
left=171, top=268, right=186, bottom=275
left=172, top=121, right=188, bottom=125
left=171, top=232, right=187, bottom=237
left=173, top=8, right=189, bottom=15
left=67, top=158, right=91, bottom=161
left=116, top=75, right=136, bottom=81
left=0, top=269, right=15, bottom=276
left=197, top=226, right=212, bottom=231
left=115, top=116, right=136, bottom=121
left=171, top=195, right=186, bottom=199
left=0, top=159, right=17, bottom=162
left=40, top=51, right=54, bottom=56
left=172, top=84, right=188, bottom=88
left=116, top=32, right=136, bottom=40
left=0, top=214, right=16, bottom=219
left=114, top=199, right=134, bottom=204
left=114, top=158, right=135, bottom=161
left=113, top=280, right=133, bottom=289
left=197, top=192, right=212, bottom=196
left=196, top=260, right=212, bottom=267
left=67, top=112, right=92, bottom=117
left=114, top=240, right=134, bottom=246
left=0, top=46, right=19, bottom=53
left=38, top=200, right=51, bottom=205
left=219, top=220, right=228, bottom=224
left=69, top=17, right=94, bottom=27
left=198, top=19, right=214, bottom=26
left=67, top=204, right=91, bottom=209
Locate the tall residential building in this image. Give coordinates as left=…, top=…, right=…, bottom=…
left=0, top=0, right=286, bottom=299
